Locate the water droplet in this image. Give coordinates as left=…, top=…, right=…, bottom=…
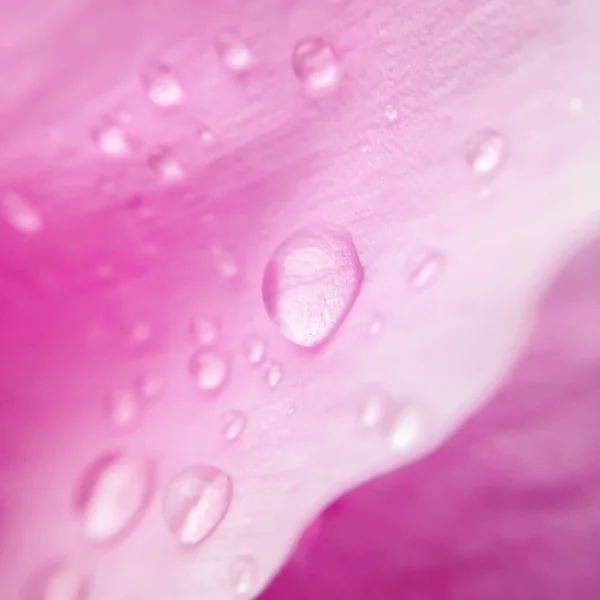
left=368, top=315, right=383, bottom=337
left=106, top=388, right=141, bottom=430
left=221, top=410, right=247, bottom=443
left=1, top=191, right=43, bottom=234
left=215, top=31, right=255, bottom=74
left=191, top=317, right=219, bottom=347
left=211, top=246, right=239, bottom=280
left=385, top=104, right=398, bottom=121
left=197, top=124, right=215, bottom=144
left=386, top=404, right=424, bottom=454
left=408, top=250, right=445, bottom=290
left=358, top=388, right=389, bottom=428
left=466, top=129, right=506, bottom=176
left=148, top=148, right=185, bottom=183
left=242, top=335, right=266, bottom=366
left=23, top=561, right=88, bottom=600
left=137, top=374, right=165, bottom=403
left=162, top=465, right=233, bottom=548
left=142, top=63, right=184, bottom=108
left=230, top=555, right=258, bottom=596
left=189, top=350, right=228, bottom=395
left=92, top=120, right=131, bottom=157
left=291, top=37, right=341, bottom=97
left=263, top=360, right=282, bottom=388
left=75, top=452, right=153, bottom=545
left=262, top=227, right=363, bottom=347
left=284, top=403, right=296, bottom=415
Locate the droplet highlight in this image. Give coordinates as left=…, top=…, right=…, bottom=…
left=291, top=37, right=341, bottom=97
left=75, top=452, right=153, bottom=545
left=92, top=120, right=131, bottom=157
left=1, top=191, right=43, bottom=234
left=408, top=250, right=445, bottom=290
left=23, top=561, right=88, bottom=600
left=262, top=227, right=363, bottom=347
left=191, top=317, right=219, bottom=347
left=230, top=555, right=259, bottom=596
left=215, top=31, right=255, bottom=74
left=162, top=465, right=233, bottom=548
left=189, top=349, right=228, bottom=395
left=106, top=388, right=141, bottom=430
left=148, top=148, right=185, bottom=183
left=221, top=410, right=247, bottom=443
left=385, top=104, right=398, bottom=121
left=466, top=129, right=506, bottom=176
left=242, top=335, right=266, bottom=366
left=211, top=246, right=239, bottom=280
left=142, top=63, right=184, bottom=108
left=263, top=360, right=282, bottom=388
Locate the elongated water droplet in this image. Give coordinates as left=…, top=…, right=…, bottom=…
left=359, top=389, right=386, bottom=428
left=142, top=63, right=184, bottom=108
left=466, top=129, right=506, bottom=176
left=291, top=37, right=341, bottom=97
left=408, top=250, right=445, bottom=290
left=92, top=120, right=131, bottom=157
left=230, top=555, right=258, bottom=596
left=221, top=410, right=247, bottom=443
left=2, top=192, right=43, bottom=234
left=263, top=360, right=282, bottom=388
left=215, top=31, right=255, bottom=74
left=386, top=404, right=424, bottom=454
left=189, top=349, right=228, bottom=395
left=75, top=453, right=153, bottom=545
left=262, top=227, right=363, bottom=347
left=23, top=561, right=88, bottom=600
left=163, top=465, right=233, bottom=548
left=106, top=388, right=141, bottom=430
left=242, top=335, right=266, bottom=366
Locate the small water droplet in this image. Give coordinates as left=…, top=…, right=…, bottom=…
left=137, top=374, right=165, bottom=403
left=23, top=561, right=88, bottom=600
left=284, top=402, right=296, bottom=415
left=230, top=555, right=258, bottom=596
left=92, top=120, right=131, bottom=157
left=466, top=129, right=506, bottom=176
left=262, top=227, right=363, bottom=347
left=189, top=349, right=228, bottom=395
left=291, top=37, right=341, bottom=97
left=408, top=250, right=445, bottom=290
left=242, top=335, right=266, bottom=366
left=142, top=63, right=184, bottom=108
left=385, top=104, right=398, bottom=121
left=76, top=452, right=153, bottom=545
left=1, top=192, right=43, bottom=234
left=148, top=148, right=185, bottom=183
left=162, top=465, right=233, bottom=548
left=106, top=388, right=141, bottom=430
left=197, top=125, right=215, bottom=144
left=386, top=404, right=424, bottom=454
left=215, top=31, right=255, bottom=74
left=211, top=246, right=239, bottom=280
left=359, top=389, right=386, bottom=428
left=263, top=360, right=282, bottom=388
left=368, top=315, right=383, bottom=337
left=221, top=410, right=247, bottom=443
left=191, top=317, right=219, bottom=347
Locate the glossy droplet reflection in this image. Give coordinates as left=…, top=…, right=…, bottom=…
left=242, top=335, right=266, bottom=366
left=408, top=250, right=445, bottom=290
left=76, top=453, right=153, bottom=545
left=221, top=410, right=247, bottom=443
left=215, top=31, right=255, bottom=73
left=230, top=555, right=259, bottom=596
left=189, top=350, right=228, bottom=395
left=191, top=317, right=219, bottom=347
left=386, top=404, right=424, bottom=454
left=92, top=121, right=131, bottom=157
left=291, top=37, right=341, bottom=97
left=262, top=227, right=363, bottom=347
left=2, top=192, right=43, bottom=234
left=106, top=388, right=141, bottom=430
left=23, top=561, right=88, bottom=600
left=163, top=465, right=233, bottom=548
left=148, top=148, right=185, bottom=183
left=142, top=63, right=184, bottom=108
left=264, top=361, right=282, bottom=388
left=466, top=129, right=506, bottom=176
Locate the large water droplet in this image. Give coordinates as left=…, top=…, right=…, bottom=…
left=408, top=250, right=445, bottom=290
left=162, top=465, right=233, bottom=548
left=230, top=555, right=258, bottom=596
left=215, top=31, right=255, bottom=74
left=291, top=37, right=341, bottom=97
left=91, top=120, right=131, bottom=157
left=189, top=349, right=228, bottom=395
left=106, top=388, right=141, bottom=430
left=466, top=129, right=506, bottom=176
left=242, top=335, right=266, bottom=366
left=142, top=63, right=184, bottom=108
left=23, top=561, right=88, bottom=600
left=1, top=192, right=43, bottom=234
left=221, top=410, right=247, bottom=443
left=75, top=452, right=153, bottom=545
left=262, top=227, right=363, bottom=347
